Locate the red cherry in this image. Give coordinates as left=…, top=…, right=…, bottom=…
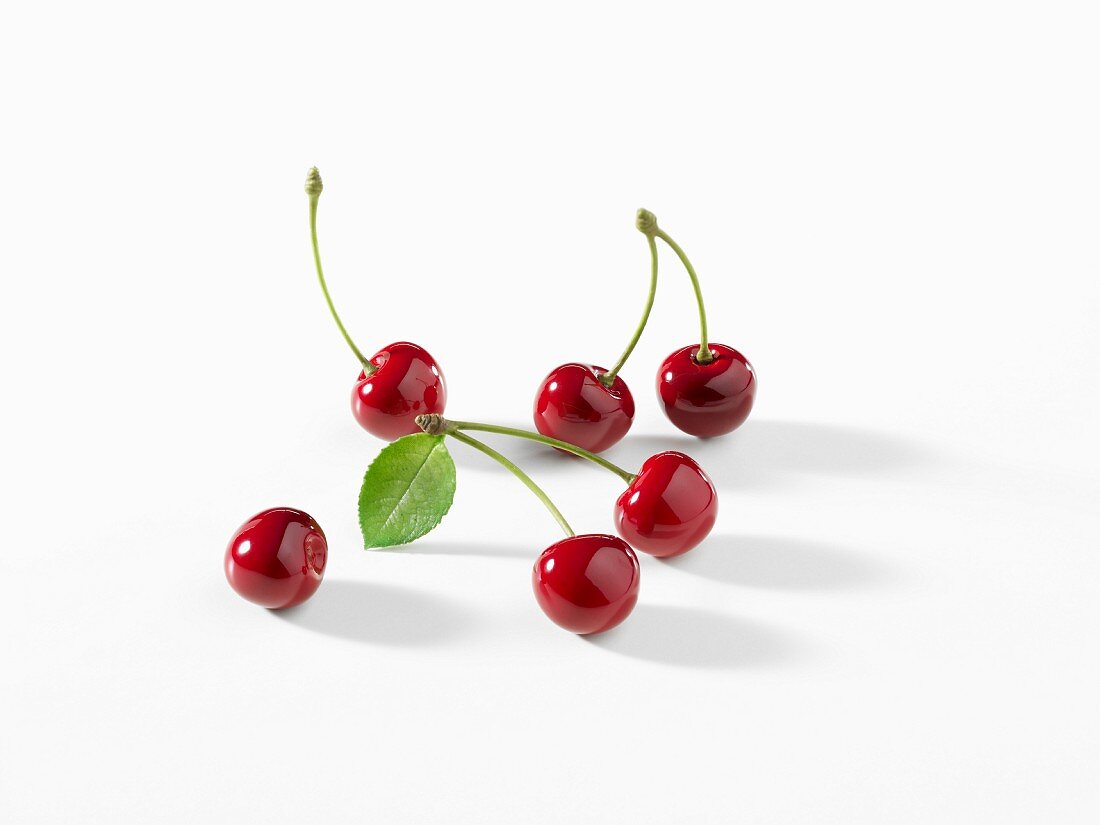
left=224, top=508, right=327, bottom=609
left=351, top=341, right=447, bottom=441
left=615, top=451, right=717, bottom=557
left=533, top=363, right=634, bottom=454
left=657, top=343, right=755, bottom=437
left=532, top=534, right=640, bottom=635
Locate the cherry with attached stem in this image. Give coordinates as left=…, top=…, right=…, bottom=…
left=417, top=414, right=718, bottom=558
left=416, top=416, right=639, bottom=635
left=531, top=219, right=661, bottom=455
left=637, top=208, right=757, bottom=438
left=225, top=507, right=328, bottom=609
left=306, top=168, right=446, bottom=441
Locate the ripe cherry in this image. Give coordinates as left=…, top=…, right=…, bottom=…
left=637, top=208, right=756, bottom=437
left=307, top=168, right=446, bottom=440
left=533, top=534, right=640, bottom=635
left=531, top=212, right=660, bottom=454
left=417, top=415, right=720, bottom=559
left=224, top=508, right=327, bottom=609
left=352, top=342, right=447, bottom=441
left=533, top=363, right=634, bottom=454
left=657, top=344, right=755, bottom=438
left=615, top=451, right=717, bottom=557
left=414, top=416, right=644, bottom=635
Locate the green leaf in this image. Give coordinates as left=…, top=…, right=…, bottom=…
left=358, top=433, right=456, bottom=548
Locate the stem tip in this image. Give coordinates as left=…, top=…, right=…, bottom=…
left=416, top=414, right=448, bottom=436
left=636, top=208, right=658, bottom=236
left=305, top=167, right=323, bottom=198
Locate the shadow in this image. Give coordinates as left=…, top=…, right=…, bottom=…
left=448, top=420, right=933, bottom=489
left=275, top=580, right=476, bottom=647
left=609, top=420, right=934, bottom=489
left=399, top=540, right=531, bottom=560
left=588, top=605, right=808, bottom=669
left=664, top=533, right=893, bottom=591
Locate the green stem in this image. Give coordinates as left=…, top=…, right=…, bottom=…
left=306, top=169, right=375, bottom=375
left=447, top=431, right=575, bottom=537
left=447, top=420, right=635, bottom=485
left=655, top=227, right=713, bottom=364
left=599, top=234, right=659, bottom=387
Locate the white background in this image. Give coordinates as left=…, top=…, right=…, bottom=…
left=2, top=2, right=1098, bottom=822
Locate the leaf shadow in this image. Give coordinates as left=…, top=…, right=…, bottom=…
left=274, top=580, right=477, bottom=647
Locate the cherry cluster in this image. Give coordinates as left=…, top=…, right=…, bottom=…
left=224, top=169, right=755, bottom=636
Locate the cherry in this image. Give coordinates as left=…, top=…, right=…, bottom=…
left=414, top=416, right=643, bottom=634
left=657, top=343, right=755, bottom=438
left=615, top=451, right=717, bottom=557
left=637, top=209, right=756, bottom=437
left=532, top=534, right=640, bottom=635
left=533, top=363, right=634, bottom=454
left=352, top=341, right=447, bottom=441
left=224, top=508, right=327, bottom=609
left=418, top=414, right=720, bottom=560
left=531, top=212, right=660, bottom=454
left=307, top=168, right=446, bottom=440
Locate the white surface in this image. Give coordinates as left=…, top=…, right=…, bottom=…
left=2, top=2, right=1098, bottom=822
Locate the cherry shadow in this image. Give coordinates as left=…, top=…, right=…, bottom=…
left=663, top=533, right=894, bottom=591
left=587, top=605, right=809, bottom=669
left=275, top=580, right=476, bottom=647
left=448, top=419, right=932, bottom=489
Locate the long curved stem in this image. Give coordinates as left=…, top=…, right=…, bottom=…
left=448, top=431, right=574, bottom=537
left=306, top=169, right=375, bottom=375
left=654, top=227, right=713, bottom=364
left=447, top=420, right=635, bottom=484
left=599, top=234, right=659, bottom=387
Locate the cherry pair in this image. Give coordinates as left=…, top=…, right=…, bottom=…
left=416, top=414, right=717, bottom=634
left=535, top=209, right=757, bottom=453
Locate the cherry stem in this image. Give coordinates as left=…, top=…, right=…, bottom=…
left=446, top=430, right=575, bottom=537
left=637, top=208, right=713, bottom=364
left=305, top=168, right=376, bottom=376
left=418, top=415, right=636, bottom=485
left=456, top=421, right=636, bottom=484
left=599, top=233, right=659, bottom=387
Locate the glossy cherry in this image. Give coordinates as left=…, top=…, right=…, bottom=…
left=224, top=508, right=327, bottom=609
left=533, top=534, right=640, bottom=635
left=307, top=168, right=447, bottom=441
left=615, top=451, right=717, bottom=557
left=657, top=344, right=755, bottom=437
left=533, top=363, right=634, bottom=454
left=352, top=341, right=446, bottom=441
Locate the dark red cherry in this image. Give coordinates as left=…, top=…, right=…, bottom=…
left=532, top=534, right=640, bottom=635
left=352, top=341, right=447, bottom=441
left=615, top=451, right=717, bottom=557
left=657, top=343, right=755, bottom=437
left=533, top=363, right=634, bottom=454
left=224, top=508, right=327, bottom=609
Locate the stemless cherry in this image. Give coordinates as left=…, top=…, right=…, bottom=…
left=307, top=167, right=447, bottom=440
left=657, top=344, right=755, bottom=438
left=615, top=451, right=717, bottom=557
left=533, top=363, right=634, bottom=454
left=533, top=534, right=640, bottom=635
left=224, top=508, right=327, bottom=609
left=352, top=341, right=446, bottom=441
